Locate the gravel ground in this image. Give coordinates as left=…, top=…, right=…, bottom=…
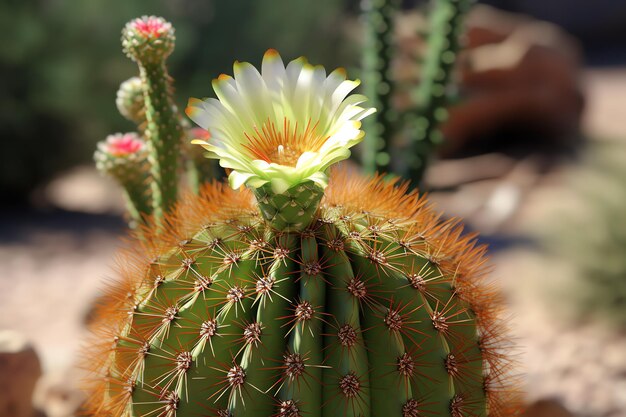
left=494, top=249, right=626, bottom=417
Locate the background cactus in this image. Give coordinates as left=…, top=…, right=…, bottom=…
left=183, top=128, right=221, bottom=195
left=404, top=0, right=472, bottom=183
left=117, top=77, right=147, bottom=129
left=361, top=0, right=400, bottom=174
left=99, top=17, right=219, bottom=229
left=360, top=0, right=473, bottom=185
left=542, top=141, right=626, bottom=327
left=85, top=46, right=518, bottom=417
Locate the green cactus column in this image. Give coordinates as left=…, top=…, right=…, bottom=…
left=404, top=0, right=473, bottom=184
left=361, top=0, right=400, bottom=174
left=94, top=132, right=151, bottom=228
left=185, top=128, right=221, bottom=193
left=122, top=16, right=184, bottom=221
left=117, top=76, right=217, bottom=195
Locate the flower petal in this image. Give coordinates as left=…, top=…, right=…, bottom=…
left=187, top=50, right=375, bottom=192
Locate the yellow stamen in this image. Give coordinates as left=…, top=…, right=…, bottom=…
left=242, top=118, right=329, bottom=166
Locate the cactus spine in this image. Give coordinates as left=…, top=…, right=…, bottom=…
left=85, top=48, right=518, bottom=417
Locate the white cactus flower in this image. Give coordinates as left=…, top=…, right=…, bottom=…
left=186, top=49, right=375, bottom=194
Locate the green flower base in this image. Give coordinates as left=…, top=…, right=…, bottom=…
left=252, top=181, right=324, bottom=232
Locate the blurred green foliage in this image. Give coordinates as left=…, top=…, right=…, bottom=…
left=546, top=141, right=626, bottom=328
left=0, top=0, right=359, bottom=202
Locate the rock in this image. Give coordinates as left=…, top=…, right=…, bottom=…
left=439, top=4, right=584, bottom=158
left=0, top=330, right=42, bottom=417
left=522, top=399, right=574, bottom=417
left=36, top=165, right=125, bottom=214
left=33, top=369, right=85, bottom=417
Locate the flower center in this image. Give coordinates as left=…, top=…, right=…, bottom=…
left=107, top=133, right=144, bottom=156
left=132, top=17, right=168, bottom=38
left=242, top=118, right=329, bottom=167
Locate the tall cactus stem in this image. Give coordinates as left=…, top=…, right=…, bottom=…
left=118, top=76, right=217, bottom=195
left=405, top=0, right=473, bottom=185
left=139, top=61, right=183, bottom=220
left=361, top=0, right=400, bottom=174
left=94, top=133, right=152, bottom=229
left=122, top=16, right=184, bottom=222
left=118, top=176, right=151, bottom=229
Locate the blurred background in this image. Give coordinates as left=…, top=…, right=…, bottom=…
left=1, top=1, right=626, bottom=416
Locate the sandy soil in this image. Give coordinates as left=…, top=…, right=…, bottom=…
left=0, top=209, right=124, bottom=372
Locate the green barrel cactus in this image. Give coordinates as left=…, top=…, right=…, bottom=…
left=85, top=49, right=518, bottom=417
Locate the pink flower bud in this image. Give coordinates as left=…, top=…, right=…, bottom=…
left=105, top=133, right=144, bottom=157
left=128, top=16, right=172, bottom=39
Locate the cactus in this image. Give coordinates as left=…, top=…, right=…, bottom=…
left=122, top=16, right=185, bottom=221
left=404, top=0, right=473, bottom=184
left=542, top=142, right=626, bottom=327
left=360, top=0, right=473, bottom=185
left=116, top=76, right=218, bottom=196
left=117, top=77, right=147, bottom=128
left=101, top=17, right=218, bottom=229
left=361, top=0, right=400, bottom=174
left=85, top=49, right=518, bottom=417
left=184, top=128, right=221, bottom=194
left=94, top=132, right=152, bottom=228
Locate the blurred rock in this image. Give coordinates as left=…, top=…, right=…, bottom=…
left=33, top=370, right=85, bottom=417
left=440, top=5, right=584, bottom=157
left=35, top=165, right=125, bottom=215
left=424, top=153, right=516, bottom=189
left=522, top=399, right=574, bottom=417
left=584, top=70, right=626, bottom=140
left=0, top=330, right=42, bottom=417
left=396, top=5, right=584, bottom=158
left=426, top=155, right=546, bottom=234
